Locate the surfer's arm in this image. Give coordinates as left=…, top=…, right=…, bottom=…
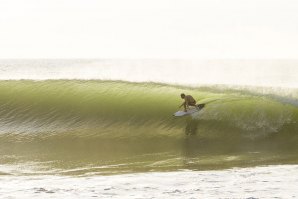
left=179, top=102, right=184, bottom=108
left=179, top=101, right=188, bottom=112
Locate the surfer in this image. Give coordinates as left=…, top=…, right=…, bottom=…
left=179, top=93, right=197, bottom=112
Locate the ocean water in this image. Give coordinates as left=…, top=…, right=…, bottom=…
left=0, top=60, right=298, bottom=198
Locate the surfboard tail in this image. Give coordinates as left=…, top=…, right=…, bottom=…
left=197, top=103, right=205, bottom=110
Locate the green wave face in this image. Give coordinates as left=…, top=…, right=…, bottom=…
left=0, top=80, right=298, bottom=175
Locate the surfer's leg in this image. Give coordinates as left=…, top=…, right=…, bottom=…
left=188, top=102, right=196, bottom=107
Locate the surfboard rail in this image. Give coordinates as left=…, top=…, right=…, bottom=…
left=173, top=104, right=205, bottom=117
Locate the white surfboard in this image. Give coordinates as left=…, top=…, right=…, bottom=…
left=173, top=104, right=205, bottom=117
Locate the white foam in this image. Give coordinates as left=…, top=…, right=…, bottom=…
left=1, top=165, right=298, bottom=198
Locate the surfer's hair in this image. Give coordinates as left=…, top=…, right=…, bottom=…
left=180, top=93, right=185, bottom=98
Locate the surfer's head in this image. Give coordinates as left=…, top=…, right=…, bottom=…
left=180, top=93, right=185, bottom=99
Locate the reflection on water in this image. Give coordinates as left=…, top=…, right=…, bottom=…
left=1, top=112, right=298, bottom=175
left=184, top=117, right=199, bottom=136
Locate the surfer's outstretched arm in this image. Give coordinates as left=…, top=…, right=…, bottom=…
left=179, top=101, right=188, bottom=112
left=179, top=101, right=185, bottom=108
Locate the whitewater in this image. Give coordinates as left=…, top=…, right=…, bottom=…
left=0, top=59, right=298, bottom=198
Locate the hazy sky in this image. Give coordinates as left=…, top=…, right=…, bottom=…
left=0, top=0, right=297, bottom=59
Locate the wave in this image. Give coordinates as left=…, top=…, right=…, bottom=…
left=0, top=79, right=298, bottom=174
left=0, top=80, right=297, bottom=141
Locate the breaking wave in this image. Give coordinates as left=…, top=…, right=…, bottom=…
left=0, top=80, right=297, bottom=141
